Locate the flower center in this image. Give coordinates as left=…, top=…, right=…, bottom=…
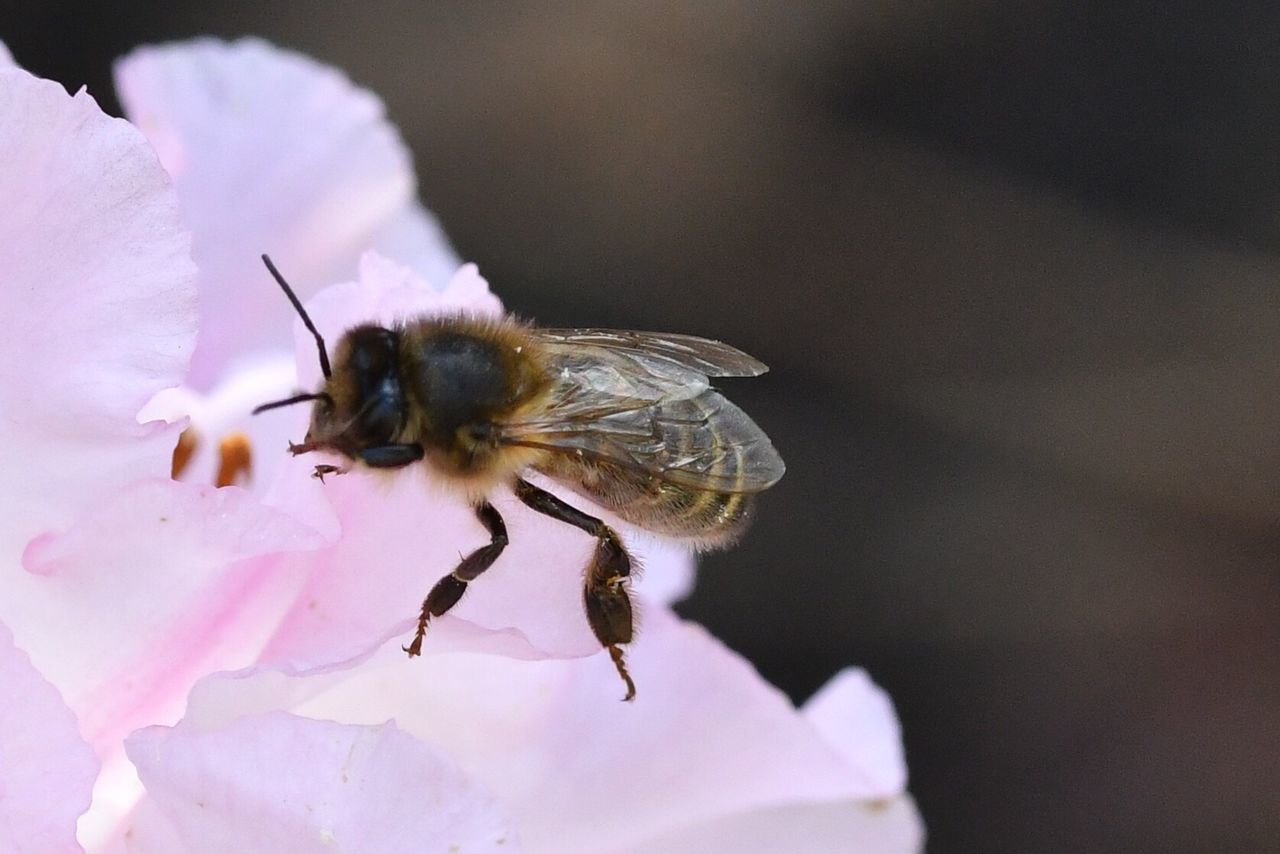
left=170, top=428, right=254, bottom=487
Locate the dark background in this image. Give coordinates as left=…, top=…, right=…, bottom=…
left=6, top=3, right=1279, bottom=851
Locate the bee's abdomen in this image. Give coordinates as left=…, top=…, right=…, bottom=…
left=638, top=482, right=755, bottom=547
left=537, top=456, right=755, bottom=548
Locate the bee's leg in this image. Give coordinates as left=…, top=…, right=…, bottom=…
left=311, top=445, right=423, bottom=481
left=358, top=443, right=424, bottom=468
left=403, top=500, right=507, bottom=657
left=514, top=478, right=637, bottom=701
left=311, top=463, right=349, bottom=482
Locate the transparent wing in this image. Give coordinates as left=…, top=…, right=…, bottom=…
left=502, top=337, right=784, bottom=493
left=535, top=328, right=769, bottom=377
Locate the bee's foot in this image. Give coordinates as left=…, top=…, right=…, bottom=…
left=609, top=645, right=637, bottom=702
left=311, top=463, right=348, bottom=482
left=403, top=617, right=429, bottom=658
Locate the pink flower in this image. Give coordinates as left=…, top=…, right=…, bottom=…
left=0, top=38, right=922, bottom=852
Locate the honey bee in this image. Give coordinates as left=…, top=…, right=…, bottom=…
left=254, top=255, right=784, bottom=700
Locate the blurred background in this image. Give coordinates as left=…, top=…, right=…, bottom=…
left=6, top=2, right=1279, bottom=851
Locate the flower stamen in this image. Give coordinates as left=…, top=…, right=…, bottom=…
left=171, top=428, right=198, bottom=479
left=216, top=433, right=253, bottom=487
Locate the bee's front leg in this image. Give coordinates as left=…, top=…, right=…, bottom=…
left=311, top=463, right=349, bottom=482
left=357, top=443, right=424, bottom=469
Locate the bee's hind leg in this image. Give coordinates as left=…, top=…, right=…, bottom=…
left=404, top=500, right=507, bottom=657
left=514, top=478, right=637, bottom=701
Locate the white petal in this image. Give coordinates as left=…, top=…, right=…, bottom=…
left=803, top=667, right=910, bottom=799
left=125, top=713, right=516, bottom=853
left=184, top=609, right=879, bottom=853
left=620, top=797, right=924, bottom=854
left=115, top=38, right=458, bottom=389
left=371, top=203, right=463, bottom=293
left=0, top=65, right=196, bottom=566
left=0, top=620, right=99, bottom=854
left=15, top=479, right=323, bottom=754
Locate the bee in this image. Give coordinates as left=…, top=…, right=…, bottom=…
left=254, top=255, right=784, bottom=700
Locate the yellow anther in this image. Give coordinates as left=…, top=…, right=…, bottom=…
left=215, top=432, right=253, bottom=488
left=171, top=427, right=198, bottom=480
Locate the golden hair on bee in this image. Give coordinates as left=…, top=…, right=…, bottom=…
left=253, top=255, right=784, bottom=701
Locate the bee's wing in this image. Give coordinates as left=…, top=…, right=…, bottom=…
left=535, top=329, right=769, bottom=377
left=501, top=335, right=784, bottom=494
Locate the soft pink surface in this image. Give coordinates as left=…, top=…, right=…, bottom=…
left=0, top=64, right=195, bottom=567
left=115, top=38, right=458, bottom=389
left=803, top=667, right=911, bottom=799
left=0, top=621, right=99, bottom=854
left=126, top=713, right=515, bottom=853
left=161, top=607, right=921, bottom=853
left=21, top=480, right=323, bottom=753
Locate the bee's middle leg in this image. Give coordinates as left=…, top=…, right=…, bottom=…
left=403, top=500, right=507, bottom=656
left=514, top=478, right=637, bottom=701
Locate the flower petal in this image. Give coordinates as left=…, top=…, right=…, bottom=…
left=17, top=479, right=324, bottom=754
left=184, top=608, right=891, bottom=852
left=618, top=797, right=923, bottom=854
left=0, top=620, right=99, bottom=854
left=803, top=667, right=910, bottom=799
left=124, top=713, right=516, bottom=853
left=370, top=203, right=463, bottom=292
left=0, top=41, right=13, bottom=67
left=114, top=38, right=458, bottom=389
left=0, top=65, right=196, bottom=565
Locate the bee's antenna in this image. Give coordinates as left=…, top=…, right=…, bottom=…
left=251, top=392, right=334, bottom=416
left=261, top=254, right=332, bottom=379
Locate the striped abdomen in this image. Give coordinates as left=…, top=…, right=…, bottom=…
left=533, top=390, right=761, bottom=548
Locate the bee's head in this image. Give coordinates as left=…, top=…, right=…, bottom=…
left=251, top=255, right=408, bottom=459
left=305, top=324, right=408, bottom=455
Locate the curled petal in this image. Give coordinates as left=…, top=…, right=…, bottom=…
left=0, top=64, right=196, bottom=565
left=182, top=608, right=909, bottom=852
left=124, top=713, right=516, bottom=853
left=115, top=38, right=458, bottom=388
left=0, top=40, right=13, bottom=67
left=0, top=621, right=99, bottom=854
left=803, top=667, right=910, bottom=799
